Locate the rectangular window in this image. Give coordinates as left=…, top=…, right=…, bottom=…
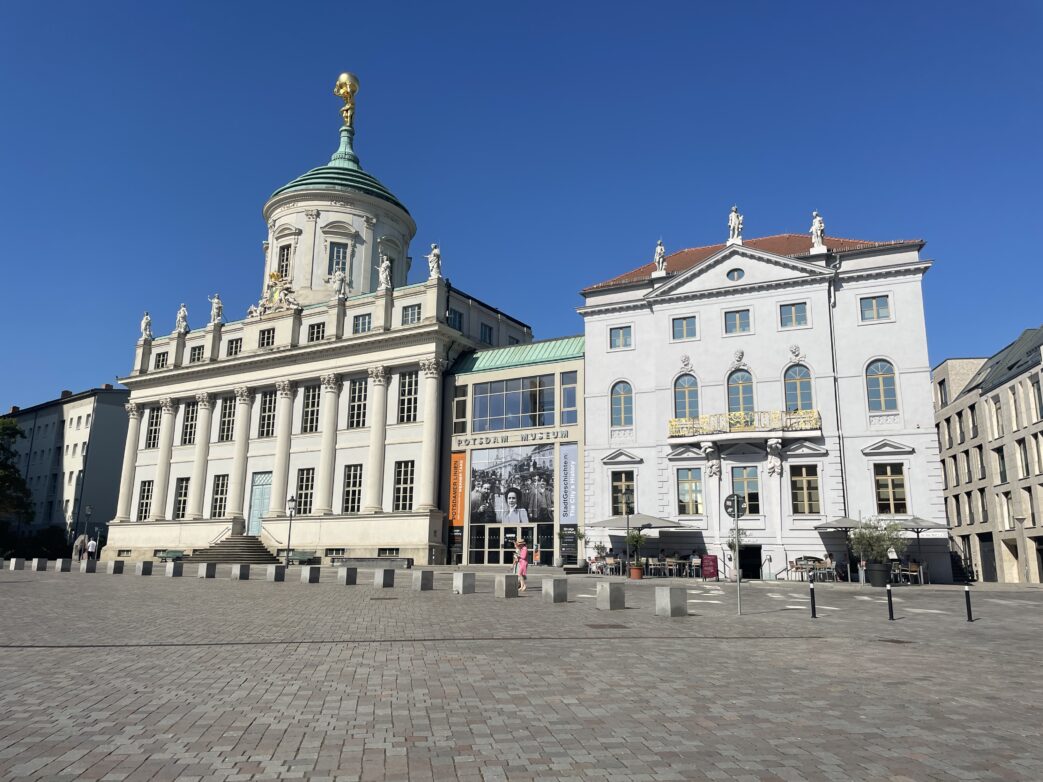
left=1034, top=380, right=1043, bottom=422
left=352, top=313, right=372, bottom=334
left=136, top=480, right=154, bottom=521
left=953, top=496, right=963, bottom=526
left=724, top=309, right=751, bottom=334
left=301, top=385, right=321, bottom=433
left=347, top=378, right=368, bottom=428
left=609, top=325, right=632, bottom=349
left=257, top=391, right=277, bottom=438
left=938, top=379, right=948, bottom=406
left=277, top=245, right=291, bottom=278
left=172, top=477, right=190, bottom=520
left=398, top=371, right=419, bottom=423
left=508, top=336, right=520, bottom=345
left=676, top=468, right=703, bottom=515
left=731, top=466, right=760, bottom=514
left=378, top=548, right=400, bottom=558
left=480, top=323, right=494, bottom=344
left=968, top=404, right=979, bottom=438
left=154, top=352, right=168, bottom=369
left=258, top=328, right=275, bottom=349
left=779, top=302, right=807, bottom=328
left=218, top=397, right=236, bottom=442
left=860, top=295, right=891, bottom=321
left=995, top=447, right=1008, bottom=483
left=471, top=374, right=556, bottom=432
left=979, top=488, right=989, bottom=522
left=671, top=316, right=697, bottom=340
left=447, top=308, right=464, bottom=331
left=392, top=460, right=415, bottom=511
left=189, top=345, right=204, bottom=364
left=226, top=338, right=242, bottom=357
left=967, top=491, right=976, bottom=524
left=957, top=412, right=966, bottom=443
left=1010, top=388, right=1021, bottom=431
left=1017, top=439, right=1029, bottom=479
left=84, top=414, right=91, bottom=429
left=402, top=304, right=422, bottom=325
left=976, top=446, right=986, bottom=479
left=325, top=548, right=346, bottom=557
left=452, top=385, right=468, bottom=434
left=874, top=463, right=907, bottom=514
left=307, top=322, right=326, bottom=342
left=992, top=398, right=1004, bottom=437
left=560, top=371, right=578, bottom=426
left=210, top=474, right=229, bottom=518
left=790, top=465, right=820, bottom=514
left=342, top=464, right=363, bottom=514
left=295, top=468, right=315, bottom=515
left=144, top=407, right=161, bottom=449
left=329, top=241, right=349, bottom=274
left=610, top=470, right=635, bottom=516
left=950, top=457, right=959, bottom=486
left=180, top=400, right=198, bottom=446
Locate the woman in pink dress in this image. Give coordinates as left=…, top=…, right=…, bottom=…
left=515, top=539, right=529, bottom=591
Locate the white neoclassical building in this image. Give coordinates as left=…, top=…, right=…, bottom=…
left=579, top=210, right=951, bottom=581
left=106, top=75, right=531, bottom=564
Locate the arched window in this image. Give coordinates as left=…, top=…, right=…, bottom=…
left=866, top=360, right=898, bottom=412
left=674, top=374, right=699, bottom=419
left=611, top=381, right=633, bottom=427
left=727, top=370, right=754, bottom=414
left=784, top=364, right=813, bottom=411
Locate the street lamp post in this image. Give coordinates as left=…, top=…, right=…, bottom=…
left=83, top=505, right=92, bottom=543
left=285, top=496, right=297, bottom=566
left=623, top=487, right=634, bottom=571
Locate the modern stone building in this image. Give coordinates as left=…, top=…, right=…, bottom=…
left=933, top=326, right=1043, bottom=583
left=106, top=76, right=531, bottom=564
left=3, top=386, right=129, bottom=541
left=579, top=212, right=951, bottom=581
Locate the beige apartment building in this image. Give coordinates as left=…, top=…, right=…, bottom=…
left=933, top=326, right=1043, bottom=583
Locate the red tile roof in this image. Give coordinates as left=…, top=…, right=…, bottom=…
left=581, top=234, right=923, bottom=294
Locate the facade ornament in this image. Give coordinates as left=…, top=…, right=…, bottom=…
left=730, top=349, right=749, bottom=372
left=195, top=392, right=212, bottom=409
left=333, top=72, right=360, bottom=128
left=320, top=374, right=339, bottom=391
left=653, top=240, right=666, bottom=272
left=766, top=438, right=783, bottom=476
left=377, top=253, right=392, bottom=290
left=174, top=303, right=189, bottom=335
left=124, top=402, right=141, bottom=419
left=305, top=209, right=319, bottom=221
left=329, top=269, right=348, bottom=299
left=267, top=219, right=276, bottom=233
left=140, top=312, right=153, bottom=341
left=426, top=243, right=442, bottom=280
left=700, top=442, right=721, bottom=478
left=160, top=397, right=176, bottom=414
left=810, top=210, right=826, bottom=252
left=788, top=344, right=806, bottom=363
left=363, top=215, right=376, bottom=228
left=246, top=304, right=260, bottom=319
left=420, top=357, right=447, bottom=378
left=252, top=272, right=302, bottom=316
left=680, top=354, right=692, bottom=373
left=276, top=380, right=295, bottom=397
left=234, top=386, right=251, bottom=403
left=208, top=293, right=223, bottom=324
left=367, top=365, right=388, bottom=386
left=727, top=205, right=744, bottom=246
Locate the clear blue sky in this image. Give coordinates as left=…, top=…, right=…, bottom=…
left=1, top=1, right=1040, bottom=409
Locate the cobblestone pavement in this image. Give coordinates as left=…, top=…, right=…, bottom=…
left=2, top=566, right=1043, bottom=781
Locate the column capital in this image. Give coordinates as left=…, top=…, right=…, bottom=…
left=160, top=397, right=177, bottom=414
left=195, top=392, right=213, bottom=409
left=320, top=373, right=340, bottom=391
left=234, top=385, right=252, bottom=403
left=419, top=357, right=447, bottom=379
left=125, top=402, right=142, bottom=420
left=276, top=380, right=296, bottom=397
left=367, top=365, right=388, bottom=386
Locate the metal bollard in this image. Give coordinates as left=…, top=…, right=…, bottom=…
left=965, top=583, right=974, bottom=622
left=886, top=583, right=894, bottom=621
left=809, top=581, right=817, bottom=619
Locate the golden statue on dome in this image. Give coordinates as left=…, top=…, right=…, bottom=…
left=333, top=72, right=360, bottom=128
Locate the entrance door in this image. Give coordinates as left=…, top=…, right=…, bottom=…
left=247, top=472, right=272, bottom=535
left=978, top=533, right=997, bottom=582
left=739, top=545, right=762, bottom=580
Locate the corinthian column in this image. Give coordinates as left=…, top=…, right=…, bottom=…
left=362, top=366, right=389, bottom=513
left=415, top=358, right=446, bottom=511
left=186, top=393, right=213, bottom=519
left=149, top=398, right=178, bottom=521
left=313, top=374, right=341, bottom=515
left=114, top=402, right=143, bottom=521
left=269, top=381, right=296, bottom=516
left=226, top=386, right=253, bottom=528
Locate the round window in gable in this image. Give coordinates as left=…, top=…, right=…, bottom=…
left=726, top=268, right=744, bottom=282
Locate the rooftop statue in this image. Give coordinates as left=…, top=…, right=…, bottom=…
left=426, top=243, right=442, bottom=279
left=810, top=210, right=826, bottom=250
left=174, top=303, right=189, bottom=335
left=653, top=240, right=666, bottom=272
left=208, top=293, right=223, bottom=324
left=140, top=311, right=153, bottom=340
left=333, top=72, right=360, bottom=129
left=378, top=253, right=392, bottom=290
left=727, top=205, right=744, bottom=244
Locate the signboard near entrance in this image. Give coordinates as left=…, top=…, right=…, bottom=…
left=701, top=553, right=719, bottom=580
left=448, top=452, right=466, bottom=526
left=559, top=525, right=578, bottom=561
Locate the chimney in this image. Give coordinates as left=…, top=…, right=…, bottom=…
left=60, top=390, right=72, bottom=399
left=9, top=406, right=18, bottom=413
left=103, top=383, right=113, bottom=390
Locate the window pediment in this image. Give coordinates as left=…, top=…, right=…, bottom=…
left=666, top=445, right=703, bottom=460
left=861, top=439, right=915, bottom=456
left=782, top=440, right=829, bottom=457
left=601, top=449, right=643, bottom=465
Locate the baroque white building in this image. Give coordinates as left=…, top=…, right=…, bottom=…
left=579, top=212, right=951, bottom=580
left=106, top=76, right=531, bottom=564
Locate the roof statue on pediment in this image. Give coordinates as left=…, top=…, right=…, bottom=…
left=174, top=303, right=189, bottom=335
left=653, top=240, right=666, bottom=272
left=208, top=293, right=223, bottom=324
left=727, top=205, right=743, bottom=246
left=810, top=211, right=826, bottom=253
left=426, top=243, right=442, bottom=280
left=140, top=311, right=152, bottom=341
left=248, top=272, right=302, bottom=318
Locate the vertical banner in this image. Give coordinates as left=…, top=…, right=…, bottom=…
left=448, top=452, right=466, bottom=526
left=559, top=443, right=578, bottom=526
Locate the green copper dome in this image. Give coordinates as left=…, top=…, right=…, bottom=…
left=270, top=127, right=408, bottom=214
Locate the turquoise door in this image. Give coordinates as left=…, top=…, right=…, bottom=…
left=247, top=472, right=272, bottom=535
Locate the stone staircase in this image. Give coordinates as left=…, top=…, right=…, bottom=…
left=183, top=535, right=280, bottom=564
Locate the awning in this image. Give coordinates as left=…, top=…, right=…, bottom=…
left=813, top=517, right=863, bottom=531
left=585, top=513, right=687, bottom=530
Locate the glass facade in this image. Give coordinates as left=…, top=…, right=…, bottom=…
left=472, top=375, right=555, bottom=432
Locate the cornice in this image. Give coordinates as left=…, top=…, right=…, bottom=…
left=836, top=260, right=932, bottom=283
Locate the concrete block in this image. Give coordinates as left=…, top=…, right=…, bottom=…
left=495, top=574, right=519, bottom=598
left=596, top=581, right=624, bottom=610
left=266, top=565, right=285, bottom=582
left=230, top=564, right=250, bottom=581
left=197, top=563, right=216, bottom=579
left=135, top=561, right=153, bottom=576
left=374, top=568, right=395, bottom=588
left=80, top=560, right=97, bottom=574
left=412, top=570, right=434, bottom=591
left=0, top=558, right=3, bottom=570
left=165, top=562, right=183, bottom=577
left=56, top=558, right=72, bottom=572
left=655, top=586, right=688, bottom=617
left=107, top=560, right=125, bottom=575
left=9, top=558, right=25, bottom=571
left=542, top=577, right=568, bottom=603
left=452, top=572, right=475, bottom=594
left=300, top=565, right=320, bottom=584
left=31, top=558, right=48, bottom=572
left=337, top=567, right=358, bottom=585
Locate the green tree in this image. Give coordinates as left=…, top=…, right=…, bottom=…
left=0, top=418, right=33, bottom=530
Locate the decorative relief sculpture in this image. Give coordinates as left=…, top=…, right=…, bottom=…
left=124, top=402, right=140, bottom=419
left=367, top=366, right=388, bottom=385
left=248, top=272, right=302, bottom=317
left=320, top=373, right=339, bottom=391
left=680, top=354, right=692, bottom=373
left=730, top=349, right=749, bottom=371
left=160, top=397, right=176, bottom=414
left=766, top=438, right=783, bottom=476
left=653, top=240, right=666, bottom=272
left=234, top=386, right=251, bottom=403
left=305, top=209, right=319, bottom=221
left=208, top=293, right=223, bottom=324
left=174, top=303, right=189, bottom=335
left=276, top=380, right=294, bottom=397
left=727, top=205, right=744, bottom=245
left=377, top=253, right=392, bottom=290
left=426, top=243, right=442, bottom=280
left=420, top=357, right=446, bottom=378
left=788, top=344, right=807, bottom=363
left=140, top=312, right=153, bottom=340
left=700, top=442, right=721, bottom=477
left=810, top=210, right=826, bottom=251
left=195, top=392, right=212, bottom=409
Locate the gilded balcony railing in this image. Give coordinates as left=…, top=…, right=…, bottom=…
left=668, top=409, right=821, bottom=437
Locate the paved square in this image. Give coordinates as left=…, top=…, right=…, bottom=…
left=2, top=567, right=1042, bottom=781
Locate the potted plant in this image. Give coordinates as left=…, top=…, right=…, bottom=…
left=849, top=520, right=907, bottom=587
left=625, top=529, right=647, bottom=579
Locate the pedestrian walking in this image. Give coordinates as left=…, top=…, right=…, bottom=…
left=86, top=538, right=98, bottom=560
left=73, top=534, right=86, bottom=562
left=515, top=538, right=528, bottom=592
left=533, top=543, right=541, bottom=567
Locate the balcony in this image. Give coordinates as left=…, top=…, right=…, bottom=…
left=668, top=410, right=822, bottom=440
